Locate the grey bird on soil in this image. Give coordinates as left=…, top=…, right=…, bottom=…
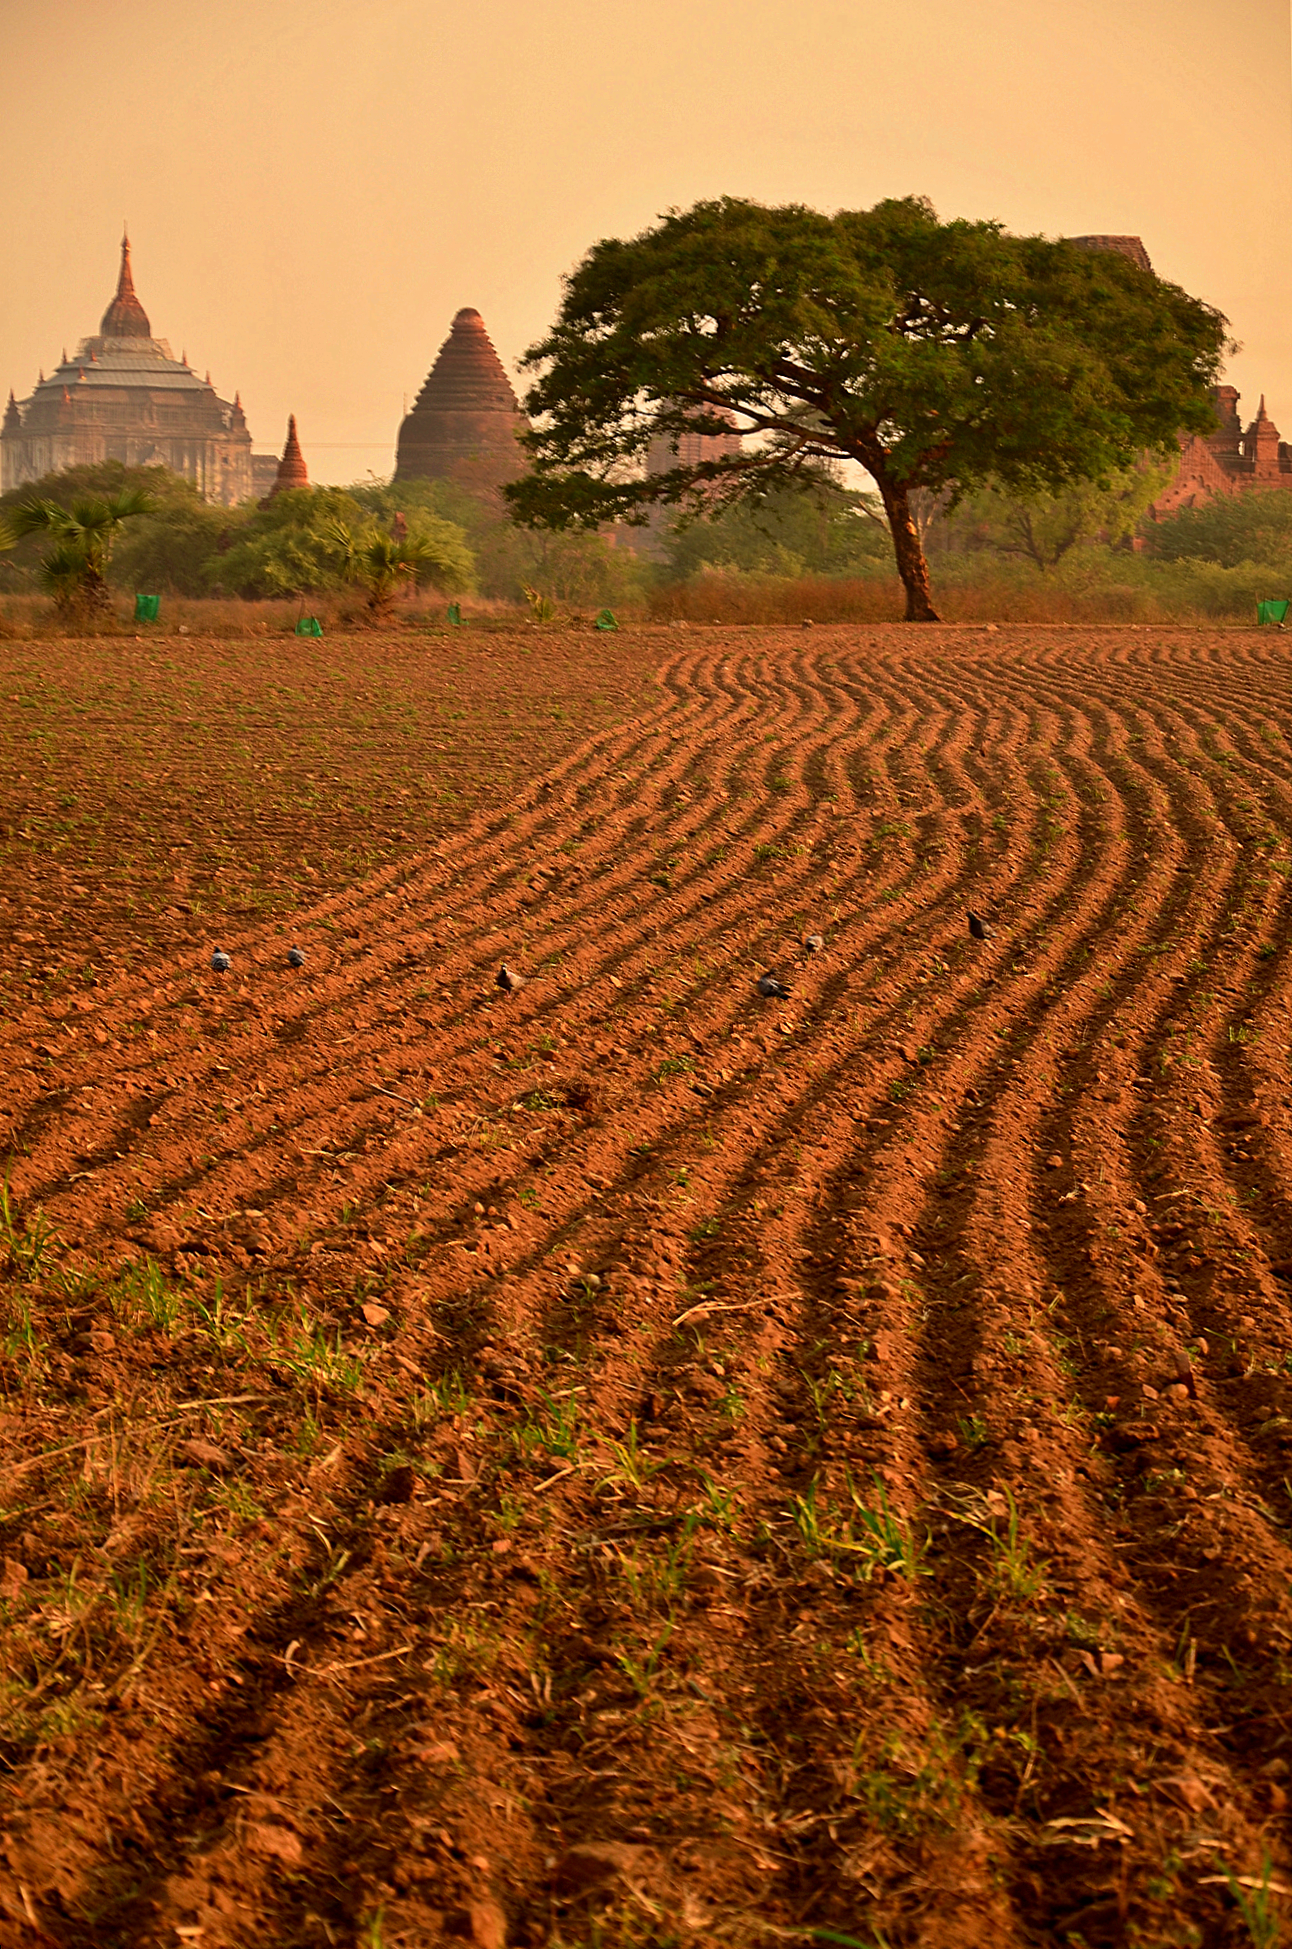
left=967, top=910, right=992, bottom=941
left=287, top=947, right=305, bottom=968
left=757, top=970, right=792, bottom=999
left=211, top=948, right=231, bottom=973
left=803, top=933, right=826, bottom=953
left=497, top=963, right=527, bottom=993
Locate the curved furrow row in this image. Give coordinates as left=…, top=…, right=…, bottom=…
left=7, top=632, right=1292, bottom=1949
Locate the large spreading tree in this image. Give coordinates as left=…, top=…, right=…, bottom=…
left=505, top=196, right=1229, bottom=620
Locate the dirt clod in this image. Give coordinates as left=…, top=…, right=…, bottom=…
left=552, top=1842, right=646, bottom=1894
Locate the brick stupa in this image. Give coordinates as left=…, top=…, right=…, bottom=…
left=394, top=308, right=527, bottom=497
left=1068, top=234, right=1153, bottom=273
left=266, top=414, right=309, bottom=500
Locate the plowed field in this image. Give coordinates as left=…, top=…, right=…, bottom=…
left=2, top=626, right=1292, bottom=1948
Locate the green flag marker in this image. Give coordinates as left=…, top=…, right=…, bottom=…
left=447, top=603, right=463, bottom=627
left=295, top=616, right=323, bottom=637
left=595, top=608, right=619, bottom=631
left=1258, top=599, right=1289, bottom=626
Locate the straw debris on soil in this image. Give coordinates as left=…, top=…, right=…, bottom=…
left=1, top=623, right=1291, bottom=1945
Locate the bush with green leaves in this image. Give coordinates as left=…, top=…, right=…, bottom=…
left=0, top=479, right=154, bottom=616
left=945, top=460, right=1173, bottom=571
left=349, top=473, right=650, bottom=607
left=1142, top=486, right=1292, bottom=569
left=207, top=486, right=475, bottom=601
left=663, top=474, right=890, bottom=581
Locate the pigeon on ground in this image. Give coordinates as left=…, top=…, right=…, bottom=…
left=803, top=934, right=825, bottom=953
left=497, top=963, right=527, bottom=993
left=757, top=970, right=792, bottom=999
left=967, top=910, right=992, bottom=941
left=287, top=947, right=305, bottom=968
left=211, top=949, right=231, bottom=973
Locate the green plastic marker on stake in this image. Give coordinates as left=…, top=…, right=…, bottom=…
left=594, top=608, right=619, bottom=631
left=134, top=593, right=160, bottom=622
left=295, top=616, right=323, bottom=637
left=447, top=603, right=463, bottom=627
left=1258, top=599, right=1289, bottom=626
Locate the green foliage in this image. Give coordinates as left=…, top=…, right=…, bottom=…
left=1143, top=486, right=1292, bottom=569
left=505, top=193, right=1228, bottom=619
left=209, top=486, right=361, bottom=598
left=949, top=459, right=1173, bottom=571
left=0, top=463, right=239, bottom=601
left=348, top=473, right=644, bottom=606
left=663, top=473, right=889, bottom=580
left=209, top=487, right=474, bottom=600
left=112, top=492, right=240, bottom=597
left=0, top=478, right=154, bottom=615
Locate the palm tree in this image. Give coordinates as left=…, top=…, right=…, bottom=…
left=327, top=518, right=468, bottom=618
left=1, top=487, right=154, bottom=617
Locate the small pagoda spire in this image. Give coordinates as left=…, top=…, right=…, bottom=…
left=100, top=228, right=151, bottom=338
left=3, top=390, right=21, bottom=435
left=266, top=415, right=309, bottom=499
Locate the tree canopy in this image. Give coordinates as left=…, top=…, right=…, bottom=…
left=662, top=471, right=890, bottom=581
left=1142, top=487, right=1292, bottom=569
left=505, top=195, right=1229, bottom=619
left=206, top=487, right=475, bottom=601
left=0, top=478, right=154, bottom=615
left=949, top=460, right=1173, bottom=572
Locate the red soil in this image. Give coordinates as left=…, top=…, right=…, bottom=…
left=1, top=625, right=1291, bottom=1946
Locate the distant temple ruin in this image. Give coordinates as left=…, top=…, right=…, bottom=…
left=1, top=234, right=276, bottom=507
left=1071, top=233, right=1291, bottom=519
left=1148, top=387, right=1292, bottom=517
left=263, top=415, right=309, bottom=502
left=395, top=308, right=528, bottom=497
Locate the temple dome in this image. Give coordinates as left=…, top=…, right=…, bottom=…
left=394, top=307, right=528, bottom=495
left=100, top=231, right=152, bottom=338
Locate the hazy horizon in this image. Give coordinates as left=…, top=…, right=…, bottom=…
left=3, top=0, right=1288, bottom=486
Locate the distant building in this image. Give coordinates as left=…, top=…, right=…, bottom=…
left=395, top=308, right=528, bottom=498
left=250, top=454, right=281, bottom=500
left=1148, top=388, right=1292, bottom=518
left=1068, top=234, right=1154, bottom=274
left=623, top=405, right=744, bottom=559
left=645, top=409, right=743, bottom=478
left=1070, top=232, right=1291, bottom=520
left=1, top=234, right=272, bottom=507
left=262, top=415, right=309, bottom=503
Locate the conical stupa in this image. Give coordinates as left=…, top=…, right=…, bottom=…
left=394, top=308, right=527, bottom=496
left=265, top=415, right=309, bottom=500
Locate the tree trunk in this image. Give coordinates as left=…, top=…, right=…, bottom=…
left=877, top=476, right=940, bottom=621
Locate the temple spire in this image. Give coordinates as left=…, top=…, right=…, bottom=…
left=100, top=228, right=151, bottom=338
left=266, top=415, right=310, bottom=499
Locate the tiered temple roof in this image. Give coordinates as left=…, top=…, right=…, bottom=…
left=394, top=308, right=527, bottom=496
left=1, top=233, right=257, bottom=506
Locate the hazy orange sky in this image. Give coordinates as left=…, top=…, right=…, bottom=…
left=3, top=0, right=1289, bottom=484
